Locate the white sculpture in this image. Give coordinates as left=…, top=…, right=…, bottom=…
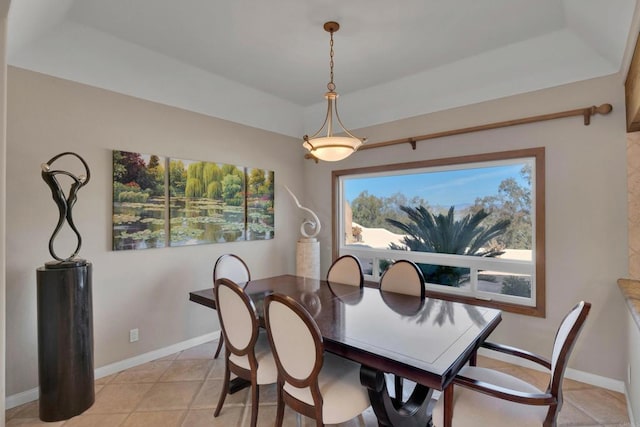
left=285, top=186, right=321, bottom=238
left=285, top=186, right=321, bottom=279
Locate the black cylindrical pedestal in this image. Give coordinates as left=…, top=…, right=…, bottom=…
left=37, top=262, right=94, bottom=421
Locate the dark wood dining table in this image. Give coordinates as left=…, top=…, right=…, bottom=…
left=189, top=274, right=502, bottom=427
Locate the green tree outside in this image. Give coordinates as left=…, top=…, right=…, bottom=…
left=471, top=165, right=532, bottom=249
left=351, top=191, right=429, bottom=233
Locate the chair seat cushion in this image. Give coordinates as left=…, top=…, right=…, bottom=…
left=432, top=366, right=549, bottom=427
left=284, top=353, right=370, bottom=424
left=229, top=332, right=277, bottom=385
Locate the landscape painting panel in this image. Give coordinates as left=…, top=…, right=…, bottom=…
left=112, top=150, right=166, bottom=250
left=246, top=168, right=274, bottom=240
left=169, top=159, right=246, bottom=246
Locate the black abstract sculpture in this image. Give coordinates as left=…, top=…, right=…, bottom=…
left=37, top=151, right=95, bottom=421
left=41, top=152, right=91, bottom=263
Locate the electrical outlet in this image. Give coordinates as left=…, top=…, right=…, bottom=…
left=129, top=328, right=139, bottom=343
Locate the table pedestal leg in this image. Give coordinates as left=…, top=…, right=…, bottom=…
left=360, top=366, right=434, bottom=427
left=229, top=378, right=250, bottom=394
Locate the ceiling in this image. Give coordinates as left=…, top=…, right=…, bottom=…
left=6, top=0, right=640, bottom=138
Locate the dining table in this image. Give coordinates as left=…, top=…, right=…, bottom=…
left=189, top=274, right=502, bottom=427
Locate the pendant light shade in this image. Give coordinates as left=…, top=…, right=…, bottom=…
left=303, top=22, right=366, bottom=162
left=303, top=136, right=362, bottom=162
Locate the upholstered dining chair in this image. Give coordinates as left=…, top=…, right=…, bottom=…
left=379, top=259, right=425, bottom=298
left=212, top=253, right=251, bottom=358
left=326, top=254, right=364, bottom=287
left=379, top=259, right=425, bottom=400
left=213, top=278, right=277, bottom=427
left=264, top=293, right=370, bottom=427
left=432, top=301, right=591, bottom=427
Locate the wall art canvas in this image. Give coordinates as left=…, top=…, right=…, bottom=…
left=169, top=159, right=247, bottom=246
left=246, top=167, right=275, bottom=240
left=112, top=150, right=166, bottom=250
left=113, top=151, right=275, bottom=250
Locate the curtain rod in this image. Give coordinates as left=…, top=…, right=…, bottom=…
left=305, top=103, right=612, bottom=162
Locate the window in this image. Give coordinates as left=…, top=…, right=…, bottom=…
left=332, top=148, right=545, bottom=317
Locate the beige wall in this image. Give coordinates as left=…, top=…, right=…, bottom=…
left=303, top=74, right=629, bottom=381
left=5, top=67, right=303, bottom=396
left=1, top=1, right=10, bottom=422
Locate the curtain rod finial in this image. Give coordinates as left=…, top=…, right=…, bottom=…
left=595, top=104, right=613, bottom=115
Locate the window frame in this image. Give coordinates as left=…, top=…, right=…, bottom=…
left=332, top=147, right=545, bottom=317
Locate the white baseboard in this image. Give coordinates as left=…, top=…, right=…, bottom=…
left=5, top=331, right=220, bottom=410
left=5, top=388, right=39, bottom=413
left=625, top=383, right=638, bottom=427
left=477, top=348, right=625, bottom=393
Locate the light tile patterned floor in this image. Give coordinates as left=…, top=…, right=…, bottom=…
left=5, top=340, right=632, bottom=426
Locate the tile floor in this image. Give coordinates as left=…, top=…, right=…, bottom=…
left=5, top=340, right=633, bottom=426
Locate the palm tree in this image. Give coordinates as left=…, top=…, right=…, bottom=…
left=386, top=205, right=510, bottom=286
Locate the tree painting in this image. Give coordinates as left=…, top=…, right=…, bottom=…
left=246, top=168, right=274, bottom=240
left=169, top=159, right=244, bottom=245
left=169, top=159, right=274, bottom=246
left=112, top=150, right=166, bottom=250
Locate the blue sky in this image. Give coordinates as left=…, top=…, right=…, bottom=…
left=344, top=163, right=529, bottom=207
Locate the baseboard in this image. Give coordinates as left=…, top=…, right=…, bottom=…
left=5, top=331, right=220, bottom=410
left=625, top=383, right=638, bottom=427
left=477, top=348, right=625, bottom=393
left=93, top=332, right=219, bottom=380
left=5, top=388, right=38, bottom=412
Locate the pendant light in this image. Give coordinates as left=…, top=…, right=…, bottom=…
left=303, top=21, right=366, bottom=162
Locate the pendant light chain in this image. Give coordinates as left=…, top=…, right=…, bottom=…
left=328, top=30, right=336, bottom=92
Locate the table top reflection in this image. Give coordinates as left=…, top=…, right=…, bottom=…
left=189, top=274, right=501, bottom=390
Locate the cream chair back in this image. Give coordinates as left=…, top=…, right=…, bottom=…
left=379, top=260, right=425, bottom=298
left=265, top=294, right=322, bottom=386
left=212, top=254, right=250, bottom=359
left=549, top=301, right=591, bottom=394
left=327, top=255, right=363, bottom=287
left=214, top=278, right=258, bottom=355
left=213, top=254, right=251, bottom=285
